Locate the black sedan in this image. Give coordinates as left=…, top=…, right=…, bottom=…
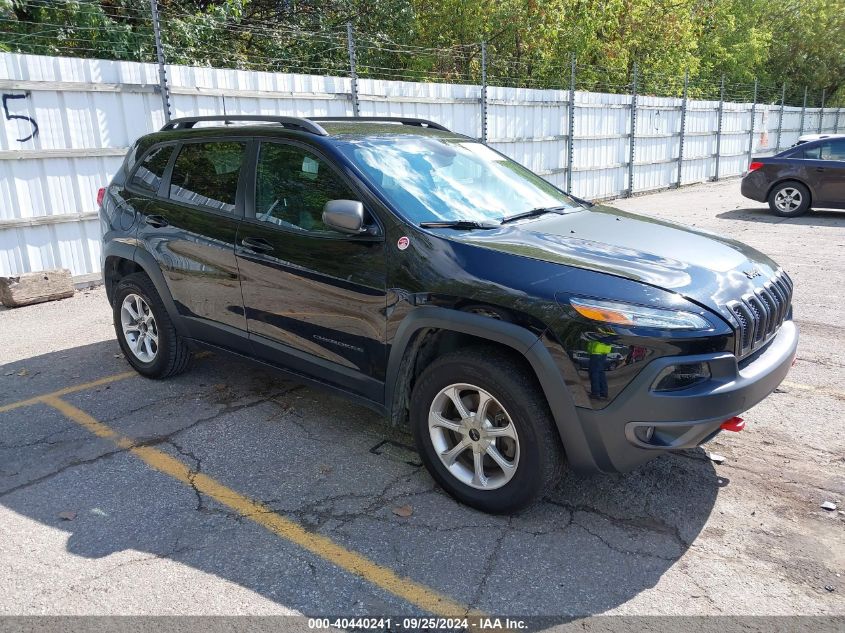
left=740, top=135, right=845, bottom=216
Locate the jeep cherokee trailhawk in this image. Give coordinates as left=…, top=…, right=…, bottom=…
left=99, top=115, right=798, bottom=513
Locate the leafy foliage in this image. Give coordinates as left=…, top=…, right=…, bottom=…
left=1, top=0, right=843, bottom=104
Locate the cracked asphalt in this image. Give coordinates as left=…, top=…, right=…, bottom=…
left=1, top=180, right=844, bottom=619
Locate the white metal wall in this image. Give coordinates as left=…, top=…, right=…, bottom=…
left=1, top=52, right=843, bottom=278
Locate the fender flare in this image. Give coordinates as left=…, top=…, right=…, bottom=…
left=385, top=306, right=597, bottom=471
left=102, top=241, right=187, bottom=336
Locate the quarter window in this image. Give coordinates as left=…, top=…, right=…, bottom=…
left=130, top=145, right=173, bottom=195
left=169, top=142, right=246, bottom=213
left=255, top=142, right=360, bottom=234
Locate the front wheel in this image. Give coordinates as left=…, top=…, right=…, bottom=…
left=410, top=347, right=564, bottom=514
left=768, top=181, right=811, bottom=217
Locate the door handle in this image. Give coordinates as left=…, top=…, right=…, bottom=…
left=144, top=214, right=169, bottom=228
left=816, top=167, right=825, bottom=172
left=241, top=237, right=275, bottom=254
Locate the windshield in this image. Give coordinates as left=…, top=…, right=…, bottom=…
left=336, top=136, right=578, bottom=224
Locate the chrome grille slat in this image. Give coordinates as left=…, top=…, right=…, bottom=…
left=745, top=296, right=764, bottom=342
left=768, top=281, right=788, bottom=325
left=775, top=278, right=790, bottom=316
left=758, top=287, right=777, bottom=335
left=729, top=270, right=793, bottom=359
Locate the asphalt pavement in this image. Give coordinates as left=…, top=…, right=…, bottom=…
left=1, top=180, right=843, bottom=623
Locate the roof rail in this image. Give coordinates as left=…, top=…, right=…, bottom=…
left=160, top=115, right=329, bottom=136
left=310, top=116, right=451, bottom=132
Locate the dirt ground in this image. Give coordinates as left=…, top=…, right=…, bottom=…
left=0, top=179, right=843, bottom=623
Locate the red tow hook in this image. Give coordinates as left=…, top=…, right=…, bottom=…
left=720, top=416, right=745, bottom=432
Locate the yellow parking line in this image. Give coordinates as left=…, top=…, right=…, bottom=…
left=41, top=395, right=475, bottom=618
left=0, top=371, right=136, bottom=414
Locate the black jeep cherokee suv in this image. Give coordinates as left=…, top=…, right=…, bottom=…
left=100, top=115, right=798, bottom=513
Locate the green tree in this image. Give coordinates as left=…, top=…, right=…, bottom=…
left=1, top=0, right=843, bottom=103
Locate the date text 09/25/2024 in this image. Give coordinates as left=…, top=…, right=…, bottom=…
left=307, top=617, right=527, bottom=630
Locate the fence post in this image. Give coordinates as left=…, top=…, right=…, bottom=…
left=149, top=0, right=171, bottom=123
left=480, top=41, right=488, bottom=144
left=747, top=78, right=757, bottom=168
left=627, top=62, right=638, bottom=197
left=714, top=75, right=725, bottom=181
left=799, top=87, right=807, bottom=136
left=818, top=89, right=825, bottom=133
left=346, top=22, right=360, bottom=117
left=676, top=69, right=688, bottom=188
left=776, top=83, right=785, bottom=152
left=566, top=54, right=576, bottom=193
left=837, top=108, right=842, bottom=134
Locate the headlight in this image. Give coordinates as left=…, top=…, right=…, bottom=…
left=570, top=297, right=712, bottom=330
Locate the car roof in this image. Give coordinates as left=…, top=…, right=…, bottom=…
left=796, top=133, right=845, bottom=143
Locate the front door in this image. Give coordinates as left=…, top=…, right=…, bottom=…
left=236, top=139, right=387, bottom=402
left=135, top=138, right=249, bottom=349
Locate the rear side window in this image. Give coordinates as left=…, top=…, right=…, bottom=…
left=130, top=145, right=173, bottom=195
left=802, top=145, right=821, bottom=159
left=820, top=139, right=845, bottom=161
left=168, top=141, right=246, bottom=213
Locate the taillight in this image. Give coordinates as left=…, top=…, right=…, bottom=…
left=96, top=187, right=106, bottom=207
left=748, top=162, right=764, bottom=172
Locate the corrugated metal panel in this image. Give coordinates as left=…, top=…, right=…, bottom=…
left=2, top=52, right=833, bottom=277
left=571, top=91, right=630, bottom=199
left=779, top=107, right=803, bottom=149
left=0, top=54, right=164, bottom=277
left=681, top=99, right=718, bottom=183
left=633, top=95, right=681, bottom=192
left=360, top=78, right=480, bottom=139
left=487, top=85, right=568, bottom=187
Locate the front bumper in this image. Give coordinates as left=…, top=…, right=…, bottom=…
left=573, top=320, right=798, bottom=473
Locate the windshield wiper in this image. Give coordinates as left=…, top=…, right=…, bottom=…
left=501, top=206, right=569, bottom=224
left=419, top=220, right=498, bottom=230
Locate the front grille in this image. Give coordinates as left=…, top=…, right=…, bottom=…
left=727, top=271, right=793, bottom=358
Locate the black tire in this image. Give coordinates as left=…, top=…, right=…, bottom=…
left=410, top=347, right=564, bottom=514
left=112, top=272, right=191, bottom=378
left=767, top=181, right=811, bottom=217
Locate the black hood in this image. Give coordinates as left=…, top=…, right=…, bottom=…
left=448, top=204, right=784, bottom=320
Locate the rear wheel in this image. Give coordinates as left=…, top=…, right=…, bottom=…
left=410, top=347, right=564, bottom=514
left=768, top=181, right=811, bottom=217
left=112, top=273, right=191, bottom=378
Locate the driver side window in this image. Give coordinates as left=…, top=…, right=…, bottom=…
left=255, top=142, right=360, bottom=235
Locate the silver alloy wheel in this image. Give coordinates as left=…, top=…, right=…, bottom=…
left=428, top=383, right=520, bottom=490
left=120, top=293, right=159, bottom=363
left=774, top=187, right=802, bottom=213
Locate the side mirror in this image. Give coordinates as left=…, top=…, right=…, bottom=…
left=322, top=199, right=366, bottom=234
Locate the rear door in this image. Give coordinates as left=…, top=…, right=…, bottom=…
left=236, top=139, right=388, bottom=402
left=120, top=141, right=176, bottom=242
left=135, top=138, right=250, bottom=350
left=776, top=145, right=822, bottom=198
left=813, top=139, right=845, bottom=208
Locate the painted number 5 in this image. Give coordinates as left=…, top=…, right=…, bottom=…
left=2, top=93, right=39, bottom=143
